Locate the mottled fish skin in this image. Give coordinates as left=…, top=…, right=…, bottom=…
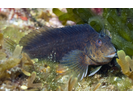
left=19, top=24, right=116, bottom=80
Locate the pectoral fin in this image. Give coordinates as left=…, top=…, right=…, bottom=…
left=88, top=66, right=102, bottom=76
left=60, top=50, right=89, bottom=81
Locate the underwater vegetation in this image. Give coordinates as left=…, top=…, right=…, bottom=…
left=116, top=50, right=133, bottom=81
left=0, top=33, right=21, bottom=80
left=52, top=8, right=104, bottom=32
left=53, top=8, right=133, bottom=56
left=103, top=9, right=133, bottom=56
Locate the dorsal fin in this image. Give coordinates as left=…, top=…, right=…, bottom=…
left=19, top=24, right=97, bottom=50
left=19, top=24, right=98, bottom=61
left=19, top=25, right=53, bottom=47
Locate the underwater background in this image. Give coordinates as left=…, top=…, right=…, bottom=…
left=0, top=8, right=133, bottom=91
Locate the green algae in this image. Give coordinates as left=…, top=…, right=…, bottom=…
left=107, top=76, right=133, bottom=91
left=53, top=8, right=103, bottom=32
left=103, top=8, right=133, bottom=56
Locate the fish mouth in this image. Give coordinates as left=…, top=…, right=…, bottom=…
left=105, top=52, right=116, bottom=58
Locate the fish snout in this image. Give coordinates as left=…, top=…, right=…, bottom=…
left=105, top=47, right=116, bottom=58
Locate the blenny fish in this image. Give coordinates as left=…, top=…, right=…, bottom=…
left=6, top=24, right=116, bottom=80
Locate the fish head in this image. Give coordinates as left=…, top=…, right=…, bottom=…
left=85, top=33, right=116, bottom=65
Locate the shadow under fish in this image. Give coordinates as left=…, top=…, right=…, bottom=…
left=4, top=24, right=116, bottom=81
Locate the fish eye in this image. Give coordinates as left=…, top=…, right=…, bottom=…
left=96, top=39, right=102, bottom=47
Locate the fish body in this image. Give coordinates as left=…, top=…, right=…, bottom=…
left=19, top=24, right=116, bottom=80
left=19, top=25, right=97, bottom=62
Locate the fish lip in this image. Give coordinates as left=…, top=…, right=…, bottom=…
left=105, top=52, right=116, bottom=58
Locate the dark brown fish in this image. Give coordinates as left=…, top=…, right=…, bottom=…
left=18, top=24, right=116, bottom=80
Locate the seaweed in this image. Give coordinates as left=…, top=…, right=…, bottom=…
left=53, top=8, right=103, bottom=32
left=0, top=33, right=3, bottom=48
left=68, top=76, right=77, bottom=91
left=116, top=50, right=133, bottom=81
left=27, top=71, right=43, bottom=89
left=0, top=34, right=22, bottom=79
left=93, top=83, right=101, bottom=91
left=103, top=8, right=133, bottom=56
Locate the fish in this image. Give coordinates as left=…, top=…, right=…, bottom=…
left=4, top=24, right=116, bottom=80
